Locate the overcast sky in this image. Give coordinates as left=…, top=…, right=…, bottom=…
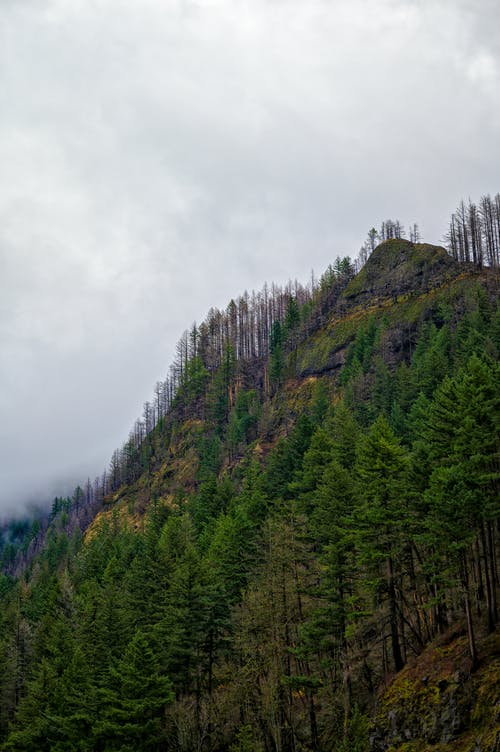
left=1, top=0, right=499, bottom=516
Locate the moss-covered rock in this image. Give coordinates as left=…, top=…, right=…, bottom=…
left=344, top=240, right=458, bottom=303
left=370, top=630, right=500, bottom=752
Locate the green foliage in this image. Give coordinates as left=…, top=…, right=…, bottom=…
left=181, top=355, right=210, bottom=401
left=188, top=475, right=234, bottom=534
left=411, top=322, right=452, bottom=397
left=206, top=505, right=259, bottom=603
left=417, top=355, right=499, bottom=600
left=230, top=724, right=261, bottom=752
left=270, top=320, right=285, bottom=385
left=227, top=389, right=261, bottom=454
left=263, top=414, right=314, bottom=499
left=95, top=630, right=173, bottom=751
left=0, top=245, right=498, bottom=751
left=207, top=343, right=236, bottom=434
left=340, top=315, right=381, bottom=389
left=310, top=378, right=330, bottom=426
left=283, top=295, right=300, bottom=336
left=335, top=706, right=369, bottom=752
left=353, top=416, right=410, bottom=576
left=196, top=433, right=222, bottom=481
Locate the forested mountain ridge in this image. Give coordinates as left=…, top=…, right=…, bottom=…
left=0, top=237, right=498, bottom=751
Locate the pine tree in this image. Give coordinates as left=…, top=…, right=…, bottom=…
left=419, top=355, right=499, bottom=656
left=95, top=630, right=173, bottom=751
left=354, top=416, right=410, bottom=673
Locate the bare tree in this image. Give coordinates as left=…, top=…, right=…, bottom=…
left=447, top=192, right=499, bottom=268
left=409, top=223, right=421, bottom=243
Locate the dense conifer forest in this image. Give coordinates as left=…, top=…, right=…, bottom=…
left=0, top=202, right=499, bottom=751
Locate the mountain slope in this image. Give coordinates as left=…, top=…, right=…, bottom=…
left=0, top=239, right=498, bottom=752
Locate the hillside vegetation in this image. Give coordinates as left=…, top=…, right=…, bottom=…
left=0, top=239, right=498, bottom=751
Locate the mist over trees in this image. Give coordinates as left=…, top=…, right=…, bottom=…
left=2, top=193, right=492, bottom=550
left=93, top=257, right=358, bottom=502
left=2, top=194, right=497, bottom=582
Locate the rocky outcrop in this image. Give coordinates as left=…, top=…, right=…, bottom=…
left=343, top=239, right=460, bottom=304
left=370, top=629, right=500, bottom=752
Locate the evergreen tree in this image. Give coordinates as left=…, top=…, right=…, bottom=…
left=95, top=630, right=173, bottom=751
left=354, top=415, right=410, bottom=673
left=418, top=355, right=499, bottom=656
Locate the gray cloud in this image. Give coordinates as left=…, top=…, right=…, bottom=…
left=1, top=0, right=499, bottom=514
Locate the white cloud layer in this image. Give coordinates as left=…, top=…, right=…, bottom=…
left=1, top=0, right=499, bottom=513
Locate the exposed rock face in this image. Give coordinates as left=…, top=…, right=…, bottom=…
left=295, top=239, right=469, bottom=379
left=370, top=676, right=472, bottom=749
left=343, top=239, right=460, bottom=304
left=370, top=630, right=500, bottom=752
